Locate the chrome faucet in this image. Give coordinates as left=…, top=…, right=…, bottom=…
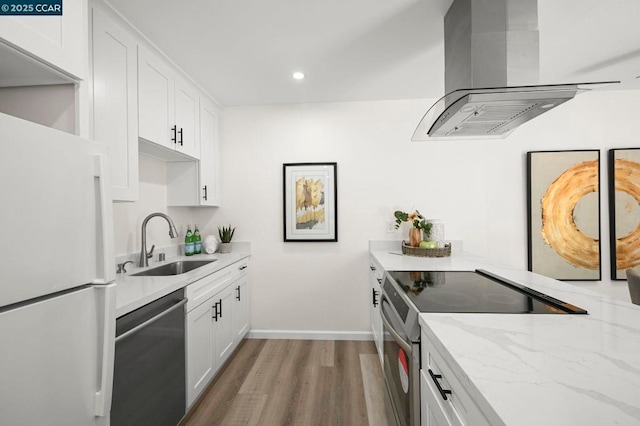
left=139, top=213, right=179, bottom=267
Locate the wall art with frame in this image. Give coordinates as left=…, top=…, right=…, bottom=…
left=283, top=162, right=337, bottom=242
left=527, top=150, right=601, bottom=280
left=608, top=148, right=640, bottom=280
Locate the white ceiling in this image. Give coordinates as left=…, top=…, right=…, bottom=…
left=105, top=0, right=640, bottom=107
left=105, top=0, right=451, bottom=106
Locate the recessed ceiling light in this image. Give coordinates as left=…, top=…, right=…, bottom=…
left=292, top=72, right=305, bottom=80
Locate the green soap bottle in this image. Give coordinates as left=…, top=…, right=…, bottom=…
left=185, top=225, right=194, bottom=256
left=194, top=224, right=202, bottom=255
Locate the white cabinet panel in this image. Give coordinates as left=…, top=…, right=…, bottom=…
left=198, top=96, right=220, bottom=206
left=91, top=6, right=138, bottom=201
left=186, top=298, right=215, bottom=407
left=214, top=285, right=234, bottom=366
left=369, top=257, right=383, bottom=365
left=0, top=0, right=87, bottom=79
left=231, top=275, right=250, bottom=342
left=174, top=76, right=199, bottom=158
left=421, top=370, right=455, bottom=426
left=138, top=46, right=200, bottom=159
left=421, top=330, right=490, bottom=426
left=138, top=46, right=174, bottom=150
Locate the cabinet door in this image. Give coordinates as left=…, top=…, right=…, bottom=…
left=138, top=46, right=174, bottom=149
left=369, top=260, right=383, bottom=364
left=213, top=286, right=234, bottom=367
left=0, top=0, right=86, bottom=80
left=186, top=299, right=215, bottom=408
left=174, top=77, right=199, bottom=158
left=91, top=7, right=138, bottom=202
left=199, top=97, right=220, bottom=206
left=421, top=370, right=456, bottom=426
left=231, top=276, right=250, bottom=343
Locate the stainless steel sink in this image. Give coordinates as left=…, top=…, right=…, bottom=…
left=131, top=260, right=216, bottom=277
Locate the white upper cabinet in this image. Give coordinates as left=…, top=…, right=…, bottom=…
left=174, top=76, right=200, bottom=158
left=0, top=0, right=87, bottom=80
left=198, top=97, right=220, bottom=206
left=138, top=46, right=174, bottom=149
left=138, top=46, right=200, bottom=159
left=90, top=5, right=138, bottom=201
left=166, top=95, right=221, bottom=207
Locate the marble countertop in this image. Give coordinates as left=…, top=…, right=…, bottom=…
left=115, top=250, right=250, bottom=317
left=370, top=241, right=640, bottom=425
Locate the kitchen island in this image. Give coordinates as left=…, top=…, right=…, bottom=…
left=370, top=241, right=640, bottom=425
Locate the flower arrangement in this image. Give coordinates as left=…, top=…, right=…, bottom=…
left=394, top=210, right=433, bottom=236
left=394, top=210, right=433, bottom=247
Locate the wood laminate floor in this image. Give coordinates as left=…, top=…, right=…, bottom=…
left=182, top=339, right=392, bottom=426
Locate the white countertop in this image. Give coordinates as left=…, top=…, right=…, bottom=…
left=115, top=250, right=250, bottom=317
left=370, top=242, right=640, bottom=425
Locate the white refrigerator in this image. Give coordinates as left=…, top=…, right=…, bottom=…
left=0, top=113, right=117, bottom=425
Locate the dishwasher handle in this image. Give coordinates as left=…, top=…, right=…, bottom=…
left=116, top=298, right=187, bottom=343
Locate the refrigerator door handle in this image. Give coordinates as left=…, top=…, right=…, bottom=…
left=94, top=283, right=117, bottom=417
left=93, top=154, right=115, bottom=284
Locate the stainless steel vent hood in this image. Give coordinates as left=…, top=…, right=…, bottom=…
left=412, top=0, right=617, bottom=140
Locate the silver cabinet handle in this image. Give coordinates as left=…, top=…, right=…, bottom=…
left=116, top=298, right=187, bottom=343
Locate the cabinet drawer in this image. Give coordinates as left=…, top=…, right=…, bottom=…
left=421, top=331, right=490, bottom=426
left=369, top=257, right=384, bottom=281
left=233, top=258, right=250, bottom=280
left=186, top=267, right=234, bottom=312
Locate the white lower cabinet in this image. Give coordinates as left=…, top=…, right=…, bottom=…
left=231, top=274, right=250, bottom=341
left=369, top=257, right=383, bottom=364
left=186, top=296, right=216, bottom=405
left=421, top=330, right=490, bottom=426
left=213, top=285, right=235, bottom=366
left=185, top=259, right=251, bottom=407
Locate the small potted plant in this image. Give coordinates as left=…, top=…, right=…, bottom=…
left=217, top=225, right=235, bottom=253
left=394, top=210, right=432, bottom=247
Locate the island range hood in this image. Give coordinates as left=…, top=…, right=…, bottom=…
left=412, top=0, right=617, bottom=140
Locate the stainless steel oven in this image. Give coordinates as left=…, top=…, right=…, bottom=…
left=380, top=268, right=588, bottom=426
left=380, top=294, right=420, bottom=426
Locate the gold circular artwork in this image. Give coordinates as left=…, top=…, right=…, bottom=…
left=541, top=160, right=599, bottom=269
left=613, top=158, right=640, bottom=270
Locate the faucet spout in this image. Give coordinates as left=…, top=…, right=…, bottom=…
left=139, top=213, right=179, bottom=267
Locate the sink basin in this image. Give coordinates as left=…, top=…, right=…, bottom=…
left=131, top=260, right=216, bottom=277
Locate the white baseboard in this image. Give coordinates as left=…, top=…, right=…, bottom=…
left=246, top=329, right=374, bottom=341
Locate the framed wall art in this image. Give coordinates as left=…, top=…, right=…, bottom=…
left=527, top=150, right=601, bottom=280
left=608, top=148, right=640, bottom=280
left=283, top=162, right=337, bottom=242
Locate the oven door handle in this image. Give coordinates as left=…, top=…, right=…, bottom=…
left=380, top=296, right=412, bottom=355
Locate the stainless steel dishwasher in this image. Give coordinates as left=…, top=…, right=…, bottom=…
left=112, top=288, right=187, bottom=426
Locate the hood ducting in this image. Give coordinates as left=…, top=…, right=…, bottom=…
left=412, top=0, right=617, bottom=140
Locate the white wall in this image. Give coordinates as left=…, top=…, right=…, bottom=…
left=216, top=90, right=639, bottom=335
left=113, top=154, right=199, bottom=257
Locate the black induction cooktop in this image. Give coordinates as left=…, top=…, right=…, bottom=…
left=386, top=269, right=588, bottom=314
